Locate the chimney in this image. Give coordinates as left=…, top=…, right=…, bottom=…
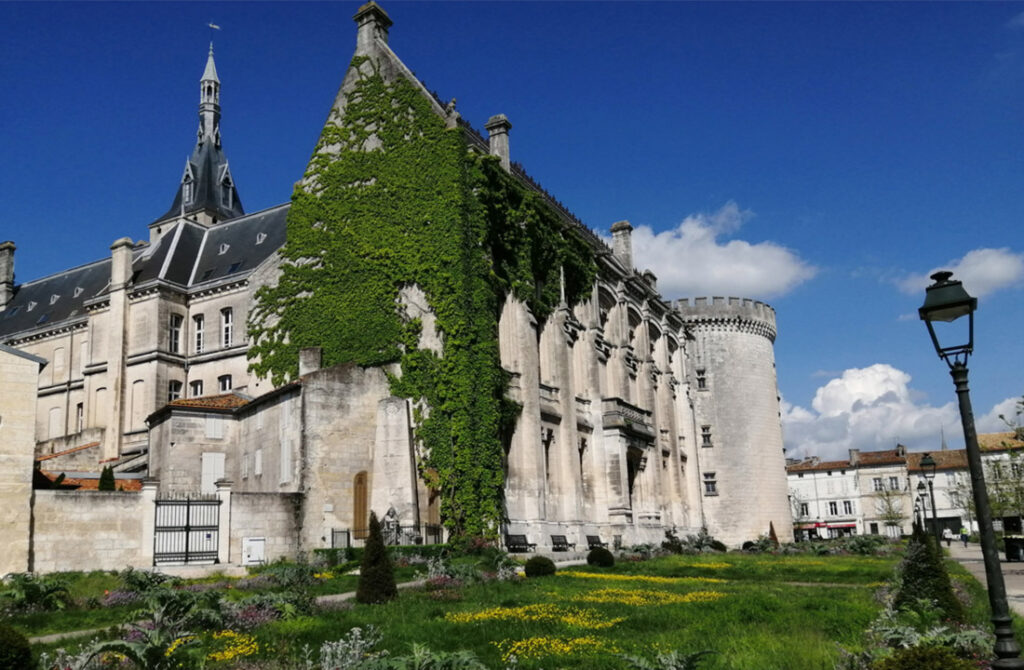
left=0, top=241, right=14, bottom=310
left=610, top=220, right=633, bottom=270
left=849, top=449, right=860, bottom=466
left=299, top=346, right=323, bottom=376
left=484, top=114, right=512, bottom=172
left=110, top=237, right=134, bottom=290
left=354, top=2, right=392, bottom=52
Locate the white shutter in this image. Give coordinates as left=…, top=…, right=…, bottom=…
left=200, top=452, right=226, bottom=494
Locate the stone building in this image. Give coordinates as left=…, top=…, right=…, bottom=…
left=0, top=2, right=793, bottom=571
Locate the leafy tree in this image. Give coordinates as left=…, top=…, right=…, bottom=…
left=874, top=486, right=908, bottom=535
left=357, top=512, right=398, bottom=604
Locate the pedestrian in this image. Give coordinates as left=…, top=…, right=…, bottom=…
left=960, top=526, right=969, bottom=547
left=942, top=527, right=953, bottom=547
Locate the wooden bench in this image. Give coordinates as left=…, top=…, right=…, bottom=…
left=550, top=534, right=576, bottom=552
left=505, top=534, right=536, bottom=553
left=586, top=535, right=608, bottom=550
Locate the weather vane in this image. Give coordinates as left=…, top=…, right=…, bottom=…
left=208, top=21, right=221, bottom=43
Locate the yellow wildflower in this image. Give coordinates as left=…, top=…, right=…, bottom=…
left=445, top=603, right=623, bottom=629
left=207, top=630, right=259, bottom=662
left=690, top=562, right=731, bottom=569
left=560, top=571, right=725, bottom=585
left=573, top=588, right=726, bottom=607
left=493, top=636, right=618, bottom=661
left=164, top=635, right=196, bottom=657
left=314, top=571, right=334, bottom=580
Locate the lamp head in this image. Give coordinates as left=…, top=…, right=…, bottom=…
left=920, top=452, right=937, bottom=480
left=919, top=271, right=977, bottom=367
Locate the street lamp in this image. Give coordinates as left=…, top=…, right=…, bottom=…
left=917, top=481, right=930, bottom=533
left=920, top=452, right=940, bottom=545
left=920, top=270, right=1024, bottom=669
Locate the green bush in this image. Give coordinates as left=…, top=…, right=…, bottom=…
left=894, top=525, right=964, bottom=622
left=0, top=623, right=33, bottom=670
left=357, top=512, right=398, bottom=604
left=587, top=547, right=615, bottom=567
left=870, top=645, right=974, bottom=670
left=98, top=465, right=115, bottom=491
left=524, top=555, right=556, bottom=578
left=0, top=573, right=71, bottom=612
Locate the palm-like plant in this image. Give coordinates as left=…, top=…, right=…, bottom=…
left=0, top=573, right=71, bottom=612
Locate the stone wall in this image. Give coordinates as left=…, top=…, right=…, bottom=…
left=31, top=490, right=150, bottom=572
left=229, top=492, right=302, bottom=564
left=0, top=347, right=41, bottom=575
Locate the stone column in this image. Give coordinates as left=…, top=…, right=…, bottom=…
left=140, top=478, right=159, bottom=567
left=216, top=479, right=233, bottom=565
left=104, top=238, right=134, bottom=461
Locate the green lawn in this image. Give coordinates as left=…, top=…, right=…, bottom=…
left=248, top=554, right=895, bottom=669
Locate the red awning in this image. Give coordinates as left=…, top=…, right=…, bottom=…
left=828, top=523, right=856, bottom=529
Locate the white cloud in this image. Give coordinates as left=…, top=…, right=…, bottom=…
left=610, top=202, right=817, bottom=300
left=977, top=396, right=1023, bottom=433
left=783, top=364, right=960, bottom=461
left=897, top=248, right=1024, bottom=298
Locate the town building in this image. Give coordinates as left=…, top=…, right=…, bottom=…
left=787, top=433, right=1024, bottom=541
left=0, top=3, right=794, bottom=572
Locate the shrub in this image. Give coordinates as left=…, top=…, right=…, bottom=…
left=870, top=645, right=974, bottom=670
left=98, top=465, right=115, bottom=491
left=0, top=623, right=33, bottom=670
left=524, top=555, right=556, bottom=577
left=662, top=528, right=725, bottom=554
left=0, top=573, right=71, bottom=612
left=894, top=525, right=964, bottom=622
left=587, top=546, right=615, bottom=567
left=357, top=512, right=398, bottom=604
left=118, top=566, right=174, bottom=593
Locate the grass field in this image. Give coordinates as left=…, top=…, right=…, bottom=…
left=14, top=549, right=1011, bottom=669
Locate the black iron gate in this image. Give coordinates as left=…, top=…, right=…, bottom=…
left=154, top=497, right=221, bottom=565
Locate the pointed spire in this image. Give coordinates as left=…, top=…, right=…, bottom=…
left=202, top=42, right=220, bottom=83
left=941, top=426, right=949, bottom=451
left=151, top=43, right=243, bottom=231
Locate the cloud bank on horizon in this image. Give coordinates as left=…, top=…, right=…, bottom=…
left=781, top=363, right=1020, bottom=461
left=610, top=202, right=818, bottom=300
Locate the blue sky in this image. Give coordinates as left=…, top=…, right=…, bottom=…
left=2, top=2, right=1022, bottom=460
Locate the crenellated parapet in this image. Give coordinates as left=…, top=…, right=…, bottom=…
left=673, top=296, right=777, bottom=343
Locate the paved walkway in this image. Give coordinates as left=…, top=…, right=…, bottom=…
left=946, top=541, right=1024, bottom=616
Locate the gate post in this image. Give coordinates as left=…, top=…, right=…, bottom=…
left=140, top=478, right=159, bottom=567
left=215, top=479, right=233, bottom=564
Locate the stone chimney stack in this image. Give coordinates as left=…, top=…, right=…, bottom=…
left=484, top=114, right=512, bottom=172
left=299, top=347, right=323, bottom=376
left=610, top=220, right=633, bottom=271
left=354, top=2, right=393, bottom=52
left=0, top=241, right=14, bottom=310
left=110, top=237, right=134, bottom=290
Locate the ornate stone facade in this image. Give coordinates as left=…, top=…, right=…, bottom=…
left=0, top=2, right=793, bottom=565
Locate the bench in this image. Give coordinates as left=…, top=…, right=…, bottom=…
left=586, top=535, right=608, bottom=550
left=505, top=534, right=536, bottom=553
left=550, top=534, right=576, bottom=552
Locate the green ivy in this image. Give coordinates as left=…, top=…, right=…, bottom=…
left=248, top=56, right=596, bottom=540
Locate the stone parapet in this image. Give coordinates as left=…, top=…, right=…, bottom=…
left=674, top=296, right=776, bottom=342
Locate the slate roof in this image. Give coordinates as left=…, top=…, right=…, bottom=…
left=154, top=138, right=245, bottom=225
left=0, top=204, right=289, bottom=342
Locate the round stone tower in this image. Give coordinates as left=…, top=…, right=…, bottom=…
left=675, top=297, right=794, bottom=546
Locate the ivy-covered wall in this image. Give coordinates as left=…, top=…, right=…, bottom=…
left=248, top=56, right=596, bottom=540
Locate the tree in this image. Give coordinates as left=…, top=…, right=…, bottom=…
left=98, top=465, right=116, bottom=491
left=874, top=486, right=907, bottom=534
left=356, top=512, right=397, bottom=604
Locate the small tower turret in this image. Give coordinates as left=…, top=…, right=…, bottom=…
left=198, top=43, right=221, bottom=147
left=150, top=43, right=244, bottom=244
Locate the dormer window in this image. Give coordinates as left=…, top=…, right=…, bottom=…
left=218, top=243, right=230, bottom=255
left=181, top=163, right=196, bottom=205
left=49, top=294, right=60, bottom=305
left=26, top=301, right=37, bottom=312
left=73, top=287, right=84, bottom=298
left=255, top=232, right=267, bottom=245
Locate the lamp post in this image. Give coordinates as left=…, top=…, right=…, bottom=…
left=920, top=271, right=1024, bottom=668
left=917, top=482, right=930, bottom=533
left=920, top=452, right=940, bottom=545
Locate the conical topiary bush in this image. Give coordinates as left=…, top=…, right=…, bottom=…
left=356, top=511, right=398, bottom=604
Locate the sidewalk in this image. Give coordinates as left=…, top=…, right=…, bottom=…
left=946, top=541, right=1024, bottom=616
